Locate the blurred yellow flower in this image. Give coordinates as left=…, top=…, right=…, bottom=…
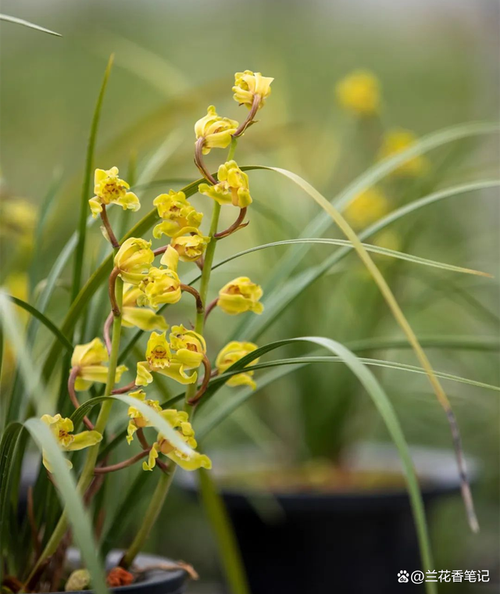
left=143, top=409, right=212, bottom=472
left=336, top=70, right=380, bottom=116
left=0, top=198, right=37, bottom=238
left=122, top=285, right=169, bottom=331
left=171, top=229, right=209, bottom=262
left=199, top=161, right=252, bottom=208
left=114, top=237, right=154, bottom=285
left=344, top=187, right=389, bottom=229
left=218, top=277, right=264, bottom=315
left=153, top=190, right=203, bottom=239
left=195, top=106, right=239, bottom=155
left=373, top=229, right=402, bottom=253
left=216, top=341, right=259, bottom=389
left=89, top=167, right=140, bottom=218
left=41, top=414, right=102, bottom=472
left=378, top=129, right=429, bottom=177
left=71, top=338, right=127, bottom=391
left=233, top=70, right=273, bottom=110
left=135, top=331, right=198, bottom=387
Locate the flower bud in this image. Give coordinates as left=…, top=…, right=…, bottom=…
left=114, top=237, right=154, bottom=285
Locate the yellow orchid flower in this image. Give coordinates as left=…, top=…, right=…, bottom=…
left=41, top=414, right=102, bottom=472
left=89, top=167, right=140, bottom=218
left=335, top=70, right=380, bottom=116
left=344, top=187, right=389, bottom=229
left=218, top=276, right=264, bottom=315
left=143, top=409, right=212, bottom=472
left=194, top=106, right=239, bottom=155
left=126, top=389, right=163, bottom=444
left=137, top=269, right=181, bottom=309
left=114, top=237, right=155, bottom=285
left=199, top=161, right=252, bottom=208
left=378, top=128, right=429, bottom=177
left=169, top=324, right=206, bottom=370
left=71, top=338, right=127, bottom=391
left=171, top=228, right=209, bottom=262
left=233, top=70, right=273, bottom=110
left=135, top=332, right=197, bottom=387
left=152, top=190, right=203, bottom=239
left=216, top=341, right=259, bottom=389
left=122, top=285, right=169, bottom=331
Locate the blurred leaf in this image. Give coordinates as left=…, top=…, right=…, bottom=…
left=259, top=122, right=500, bottom=294
left=236, top=179, right=500, bottom=341
left=0, top=422, right=25, bottom=583
left=9, top=295, right=73, bottom=352
left=0, top=14, right=61, bottom=36
left=198, top=468, right=250, bottom=594
left=71, top=55, right=114, bottom=302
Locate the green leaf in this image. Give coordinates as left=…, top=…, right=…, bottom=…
left=0, top=14, right=61, bottom=36
left=71, top=55, right=114, bottom=302
left=213, top=238, right=490, bottom=278
left=8, top=295, right=73, bottom=352
left=198, top=468, right=250, bottom=594
left=24, top=418, right=109, bottom=594
left=255, top=122, right=500, bottom=293
left=0, top=422, right=25, bottom=583
left=199, top=336, right=437, bottom=594
left=235, top=179, right=500, bottom=341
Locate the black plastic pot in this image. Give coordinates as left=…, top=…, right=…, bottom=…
left=47, top=549, right=187, bottom=594
left=180, top=444, right=475, bottom=594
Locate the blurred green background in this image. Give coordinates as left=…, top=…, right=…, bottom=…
left=1, top=0, right=499, bottom=592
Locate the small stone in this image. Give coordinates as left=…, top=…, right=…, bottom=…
left=65, top=569, right=91, bottom=591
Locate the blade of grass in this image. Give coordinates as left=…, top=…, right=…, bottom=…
left=234, top=179, right=500, bottom=340
left=198, top=336, right=437, bottom=594
left=256, top=166, right=480, bottom=532
left=213, top=238, right=490, bottom=278
left=0, top=14, right=61, bottom=36
left=198, top=468, right=251, bottom=594
left=24, top=419, right=109, bottom=594
left=71, top=55, right=114, bottom=302
left=8, top=295, right=73, bottom=352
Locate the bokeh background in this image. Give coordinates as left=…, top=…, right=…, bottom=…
left=1, top=1, right=499, bottom=592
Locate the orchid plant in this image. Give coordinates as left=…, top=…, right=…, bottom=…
left=1, top=62, right=497, bottom=594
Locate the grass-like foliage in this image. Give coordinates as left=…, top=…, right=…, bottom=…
left=0, top=59, right=498, bottom=594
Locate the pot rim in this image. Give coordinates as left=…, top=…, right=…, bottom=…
left=45, top=549, right=187, bottom=594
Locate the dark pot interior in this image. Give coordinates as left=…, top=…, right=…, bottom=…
left=47, top=549, right=187, bottom=594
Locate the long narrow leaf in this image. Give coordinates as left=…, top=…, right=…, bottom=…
left=24, top=419, right=109, bottom=594
left=0, top=14, right=61, bottom=36
left=199, top=337, right=437, bottom=594
left=9, top=295, right=73, bottom=352
left=245, top=166, right=481, bottom=531
left=71, top=55, right=114, bottom=302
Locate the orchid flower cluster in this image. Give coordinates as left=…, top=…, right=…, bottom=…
left=39, top=70, right=273, bottom=490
